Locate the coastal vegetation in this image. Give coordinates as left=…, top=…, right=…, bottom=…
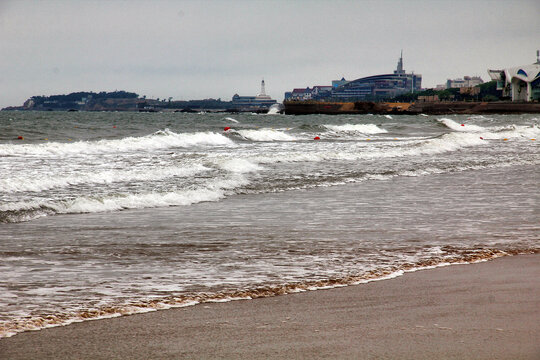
left=3, top=91, right=233, bottom=112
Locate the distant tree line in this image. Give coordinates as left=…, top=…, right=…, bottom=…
left=30, top=91, right=139, bottom=105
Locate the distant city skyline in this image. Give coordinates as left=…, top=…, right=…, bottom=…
left=1, top=0, right=539, bottom=109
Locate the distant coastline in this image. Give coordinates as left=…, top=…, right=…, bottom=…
left=1, top=91, right=239, bottom=113
left=1, top=90, right=279, bottom=113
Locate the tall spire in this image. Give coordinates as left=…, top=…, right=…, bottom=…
left=395, top=50, right=404, bottom=75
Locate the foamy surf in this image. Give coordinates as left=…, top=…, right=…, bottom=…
left=1, top=111, right=538, bottom=343
left=0, top=129, right=235, bottom=157
left=0, top=248, right=532, bottom=339
left=0, top=164, right=210, bottom=193
left=237, top=128, right=297, bottom=142
left=0, top=175, right=250, bottom=223
left=438, top=118, right=486, bottom=132
left=323, top=123, right=388, bottom=134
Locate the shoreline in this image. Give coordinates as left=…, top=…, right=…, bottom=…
left=0, top=248, right=532, bottom=340
left=1, top=253, right=538, bottom=359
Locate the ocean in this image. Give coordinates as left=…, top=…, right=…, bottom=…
left=0, top=110, right=538, bottom=338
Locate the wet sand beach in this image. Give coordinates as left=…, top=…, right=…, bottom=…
left=1, top=253, right=538, bottom=359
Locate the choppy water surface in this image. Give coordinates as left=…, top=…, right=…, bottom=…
left=0, top=111, right=538, bottom=337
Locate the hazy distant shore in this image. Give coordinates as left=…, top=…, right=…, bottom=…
left=1, top=254, right=538, bottom=359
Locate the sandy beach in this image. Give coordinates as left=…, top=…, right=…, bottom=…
left=1, top=253, right=538, bottom=359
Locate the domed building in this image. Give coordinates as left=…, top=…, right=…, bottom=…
left=331, top=52, right=422, bottom=100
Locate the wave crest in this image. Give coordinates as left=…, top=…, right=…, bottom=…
left=324, top=123, right=387, bottom=134
left=0, top=129, right=235, bottom=157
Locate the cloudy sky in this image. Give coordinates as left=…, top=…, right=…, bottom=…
left=1, top=0, right=539, bottom=108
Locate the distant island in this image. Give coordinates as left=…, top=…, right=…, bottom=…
left=2, top=91, right=242, bottom=112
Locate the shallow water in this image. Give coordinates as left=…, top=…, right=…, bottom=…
left=0, top=111, right=538, bottom=337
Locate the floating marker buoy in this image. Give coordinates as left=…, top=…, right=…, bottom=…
left=313, top=136, right=320, bottom=140
left=366, top=138, right=371, bottom=141
left=503, top=138, right=508, bottom=141
left=531, top=138, right=536, bottom=141
left=479, top=137, right=483, bottom=140
left=17, top=136, right=23, bottom=140
left=224, top=127, right=231, bottom=131
left=461, top=124, right=465, bottom=126
left=113, top=126, right=116, bottom=128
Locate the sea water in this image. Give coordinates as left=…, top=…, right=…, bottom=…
left=0, top=111, right=538, bottom=337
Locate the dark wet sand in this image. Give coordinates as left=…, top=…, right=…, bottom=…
left=1, top=254, right=539, bottom=359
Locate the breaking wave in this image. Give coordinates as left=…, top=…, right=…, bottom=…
left=236, top=128, right=297, bottom=142
left=0, top=129, right=235, bottom=157
left=0, top=175, right=249, bottom=223
left=438, top=118, right=487, bottom=132
left=324, top=123, right=387, bottom=134
left=0, top=164, right=210, bottom=193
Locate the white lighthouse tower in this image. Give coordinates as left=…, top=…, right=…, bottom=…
left=256, top=79, right=271, bottom=99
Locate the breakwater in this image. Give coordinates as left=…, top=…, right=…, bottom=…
left=284, top=100, right=540, bottom=115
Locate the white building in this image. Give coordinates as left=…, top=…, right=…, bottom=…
left=446, top=76, right=483, bottom=89
left=488, top=52, right=540, bottom=102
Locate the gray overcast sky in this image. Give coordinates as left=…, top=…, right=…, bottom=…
left=1, top=0, right=539, bottom=108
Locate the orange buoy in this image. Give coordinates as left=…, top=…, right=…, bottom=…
left=224, top=127, right=231, bottom=131
left=313, top=136, right=320, bottom=140
left=503, top=138, right=508, bottom=141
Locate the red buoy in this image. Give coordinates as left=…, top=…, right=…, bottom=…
left=314, top=136, right=320, bottom=140
left=224, top=127, right=231, bottom=131
left=113, top=125, right=116, bottom=128
left=480, top=137, right=484, bottom=140
left=461, top=124, right=465, bottom=126
left=17, top=136, right=23, bottom=140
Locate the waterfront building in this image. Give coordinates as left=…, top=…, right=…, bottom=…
left=488, top=51, right=540, bottom=102
left=231, top=79, right=277, bottom=110
left=286, top=88, right=312, bottom=101
left=331, top=52, right=422, bottom=100
left=446, top=76, right=483, bottom=89
left=285, top=52, right=422, bottom=101
left=332, top=78, right=348, bottom=88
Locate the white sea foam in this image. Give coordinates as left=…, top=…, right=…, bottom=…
left=218, top=158, right=262, bottom=173
left=248, top=132, right=487, bottom=166
left=324, top=124, right=387, bottom=134
left=438, top=118, right=485, bottom=132
left=225, top=117, right=239, bottom=123
left=0, top=164, right=210, bottom=193
left=267, top=104, right=281, bottom=115
left=0, top=129, right=235, bottom=157
left=487, top=124, right=540, bottom=140
left=0, top=175, right=250, bottom=217
left=237, top=129, right=297, bottom=142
